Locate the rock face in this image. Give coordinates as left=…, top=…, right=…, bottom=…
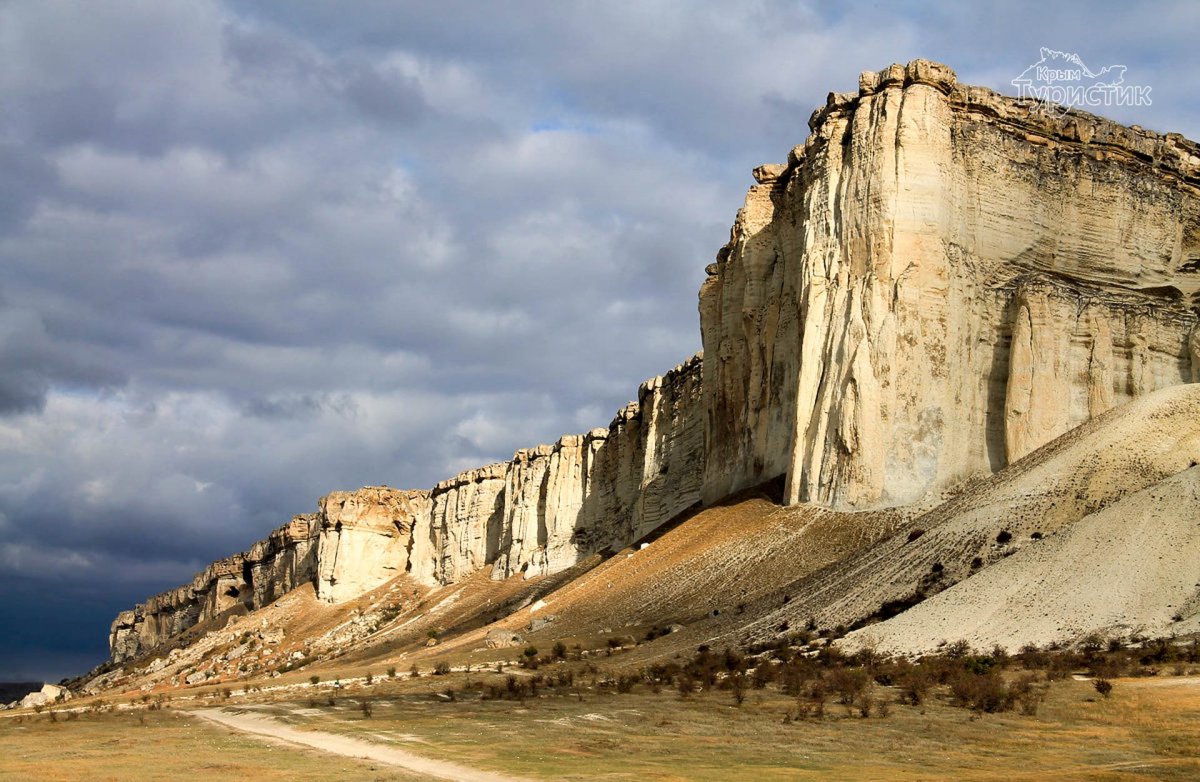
left=107, top=60, right=1200, bottom=665
left=491, top=355, right=705, bottom=580
left=419, top=462, right=507, bottom=585
left=246, top=514, right=319, bottom=607
left=700, top=59, right=1200, bottom=510
left=315, top=487, right=431, bottom=603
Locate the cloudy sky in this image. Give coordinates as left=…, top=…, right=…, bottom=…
left=1, top=0, right=1197, bottom=682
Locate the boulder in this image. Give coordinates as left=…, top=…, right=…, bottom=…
left=484, top=629, right=524, bottom=649
left=18, top=684, right=70, bottom=710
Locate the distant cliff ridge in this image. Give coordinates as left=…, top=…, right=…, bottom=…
left=110, top=355, right=704, bottom=661
left=109, top=60, right=1200, bottom=664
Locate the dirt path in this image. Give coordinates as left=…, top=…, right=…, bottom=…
left=192, top=708, right=532, bottom=782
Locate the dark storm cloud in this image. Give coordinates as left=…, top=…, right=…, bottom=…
left=0, top=0, right=1196, bottom=681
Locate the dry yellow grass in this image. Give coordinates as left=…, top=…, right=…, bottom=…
left=0, top=708, right=418, bottom=781
left=239, top=671, right=1200, bottom=781
left=7, top=669, right=1199, bottom=779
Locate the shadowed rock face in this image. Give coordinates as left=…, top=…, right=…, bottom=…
left=108, top=515, right=319, bottom=663
left=107, top=59, right=1200, bottom=665
left=700, top=59, right=1200, bottom=510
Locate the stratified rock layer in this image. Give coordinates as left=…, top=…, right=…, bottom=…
left=109, top=60, right=1200, bottom=664
left=700, top=59, right=1200, bottom=510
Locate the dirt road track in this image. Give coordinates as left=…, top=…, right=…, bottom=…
left=193, top=708, right=532, bottom=782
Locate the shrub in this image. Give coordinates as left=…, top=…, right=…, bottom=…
left=310, top=675, right=320, bottom=685
left=387, top=666, right=397, bottom=678
left=731, top=674, right=747, bottom=705
left=828, top=668, right=869, bottom=705
left=524, top=646, right=539, bottom=658
left=1009, top=674, right=1045, bottom=716
left=945, top=640, right=973, bottom=659
left=410, top=664, right=421, bottom=678
left=433, top=662, right=451, bottom=676
left=948, top=669, right=1011, bottom=713
left=996, top=530, right=1012, bottom=544
left=365, top=672, right=373, bottom=685
left=552, top=641, right=567, bottom=659
left=1094, top=678, right=1113, bottom=698
left=359, top=700, right=372, bottom=718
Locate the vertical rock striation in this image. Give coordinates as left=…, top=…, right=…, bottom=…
left=701, top=59, right=1200, bottom=511
left=315, top=487, right=432, bottom=604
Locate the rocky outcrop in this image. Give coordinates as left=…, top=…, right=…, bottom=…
left=109, top=515, right=318, bottom=663
left=315, top=487, right=430, bottom=603
left=8, top=683, right=71, bottom=710
left=700, top=59, right=1200, bottom=510
left=246, top=514, right=319, bottom=607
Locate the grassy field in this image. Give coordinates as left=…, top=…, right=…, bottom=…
left=3, top=670, right=1198, bottom=780
left=246, top=669, right=1200, bottom=781
left=0, top=708, right=418, bottom=781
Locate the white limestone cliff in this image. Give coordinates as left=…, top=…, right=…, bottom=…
left=315, top=487, right=431, bottom=603
left=107, top=60, right=1200, bottom=665
left=700, top=59, right=1200, bottom=510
